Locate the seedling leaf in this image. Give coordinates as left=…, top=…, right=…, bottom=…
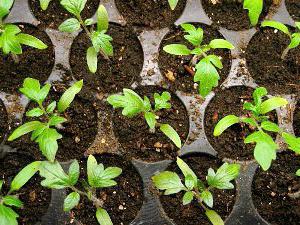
left=96, top=208, right=113, bottom=225
left=254, top=141, right=276, bottom=171
left=205, top=209, right=224, bottom=225
left=259, top=97, right=288, bottom=114
left=2, top=196, right=23, bottom=208
left=213, top=115, right=239, bottom=136
left=243, top=0, right=263, bottom=26
left=282, top=132, right=300, bottom=154
left=163, top=44, right=191, bottom=55
left=144, top=112, right=156, bottom=129
left=97, top=5, right=109, bottom=32
left=60, top=0, right=87, bottom=17
left=0, top=205, right=18, bottom=225
left=160, top=124, right=182, bottom=148
left=201, top=190, right=213, bottom=208
left=261, top=21, right=290, bottom=36
left=87, top=46, right=98, bottom=73
left=17, top=33, right=48, bottom=49
left=64, top=192, right=80, bottom=212
left=168, top=0, right=179, bottom=10
left=176, top=157, right=197, bottom=183
left=59, top=18, right=81, bottom=33
left=8, top=121, right=42, bottom=141
left=209, top=39, right=234, bottom=49
left=182, top=191, right=194, bottom=205
left=152, top=171, right=185, bottom=195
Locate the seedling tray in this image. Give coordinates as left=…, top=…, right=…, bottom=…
left=1, top=0, right=299, bottom=224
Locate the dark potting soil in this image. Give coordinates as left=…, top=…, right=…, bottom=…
left=29, top=0, right=100, bottom=29
left=0, top=153, right=51, bottom=225
left=246, top=27, right=300, bottom=95
left=201, top=0, right=273, bottom=31
left=0, top=100, right=8, bottom=143
left=115, top=0, right=187, bottom=30
left=0, top=24, right=55, bottom=93
left=112, top=86, right=189, bottom=162
left=252, top=152, right=300, bottom=225
left=294, top=101, right=300, bottom=137
left=286, top=0, right=300, bottom=21
left=159, top=154, right=236, bottom=225
left=204, top=86, right=278, bottom=161
left=158, top=24, right=231, bottom=94
left=12, top=85, right=98, bottom=162
left=66, top=154, right=143, bottom=225
left=70, top=23, right=143, bottom=94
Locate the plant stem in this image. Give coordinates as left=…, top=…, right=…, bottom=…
left=11, top=53, right=20, bottom=64
left=281, top=46, right=290, bottom=60
left=193, top=189, right=208, bottom=211
left=69, top=186, right=104, bottom=208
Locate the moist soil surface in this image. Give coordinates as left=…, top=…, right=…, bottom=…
left=158, top=23, right=231, bottom=94
left=66, top=154, right=143, bottom=225
left=204, top=86, right=277, bottom=161
left=286, top=0, right=300, bottom=21
left=159, top=153, right=236, bottom=225
left=0, top=100, right=8, bottom=143
left=70, top=23, right=144, bottom=94
left=201, top=0, right=273, bottom=31
left=112, top=86, right=189, bottom=162
left=0, top=153, right=51, bottom=225
left=294, top=101, right=300, bottom=137
left=115, top=0, right=187, bottom=30
left=252, top=152, right=300, bottom=225
left=246, top=27, right=300, bottom=95
left=0, top=24, right=55, bottom=93
left=12, top=85, right=98, bottom=162
left=29, top=0, right=100, bottom=29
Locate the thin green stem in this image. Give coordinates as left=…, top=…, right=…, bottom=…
left=281, top=46, right=290, bottom=60
left=193, top=188, right=208, bottom=211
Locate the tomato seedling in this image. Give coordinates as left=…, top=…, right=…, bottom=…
left=8, top=78, right=83, bottom=162
left=0, top=0, right=48, bottom=63
left=58, top=1, right=113, bottom=73
left=39, top=155, right=122, bottom=225
left=107, top=89, right=182, bottom=148
left=0, top=161, right=41, bottom=225
left=213, top=87, right=291, bottom=171
left=163, top=23, right=234, bottom=97
left=282, top=132, right=300, bottom=176
left=261, top=20, right=300, bottom=59
left=152, top=157, right=240, bottom=225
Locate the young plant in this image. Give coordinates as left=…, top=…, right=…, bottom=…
left=8, top=78, right=83, bottom=162
left=38, top=0, right=54, bottom=10
left=163, top=23, right=234, bottom=97
left=261, top=20, right=300, bottom=59
left=282, top=132, right=300, bottom=176
left=152, top=157, right=240, bottom=225
left=58, top=1, right=113, bottom=73
left=39, top=155, right=122, bottom=225
left=0, top=0, right=48, bottom=63
left=107, top=89, right=182, bottom=148
left=168, top=0, right=179, bottom=10
left=214, top=87, right=289, bottom=171
left=0, top=161, right=41, bottom=225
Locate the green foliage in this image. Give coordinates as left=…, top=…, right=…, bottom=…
left=168, top=0, right=179, bottom=10
left=39, top=155, right=121, bottom=225
left=261, top=20, right=300, bottom=59
left=107, top=89, right=182, bottom=148
left=0, top=161, right=41, bottom=225
left=282, top=132, right=300, bottom=176
left=243, top=0, right=263, bottom=26
left=8, top=78, right=83, bottom=162
left=213, top=87, right=291, bottom=171
left=152, top=157, right=240, bottom=225
left=58, top=3, right=113, bottom=73
left=163, top=23, right=234, bottom=97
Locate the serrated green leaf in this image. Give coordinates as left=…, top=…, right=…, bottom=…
left=152, top=171, right=185, bottom=195
left=184, top=27, right=204, bottom=46
left=58, top=18, right=81, bottom=33
left=8, top=121, right=43, bottom=141
left=144, top=112, right=156, bottom=129
left=154, top=91, right=171, bottom=110
left=100, top=167, right=122, bottom=180
left=68, top=160, right=80, bottom=185
left=213, top=115, right=239, bottom=136
left=96, top=208, right=113, bottom=225
left=10, top=161, right=41, bottom=193
left=91, top=31, right=113, bottom=56
left=182, top=191, right=194, bottom=205
left=206, top=55, right=223, bottom=69
left=60, top=0, right=87, bottom=17
left=205, top=209, right=224, bottom=225
left=26, top=108, right=44, bottom=117
left=64, top=192, right=80, bottom=212
left=209, top=39, right=234, bottom=49
left=3, top=196, right=23, bottom=208
left=259, top=97, right=288, bottom=114
left=97, top=5, right=109, bottom=32
left=160, top=124, right=182, bottom=148
left=261, top=20, right=290, bottom=36
left=201, top=190, right=213, bottom=208
left=243, top=0, right=263, bottom=26
left=17, top=33, right=47, bottom=49
left=1, top=24, right=22, bottom=54
left=57, top=80, right=83, bottom=113
left=163, top=44, right=191, bottom=55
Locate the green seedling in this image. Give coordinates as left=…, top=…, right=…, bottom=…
left=261, top=20, right=300, bottom=59
left=107, top=89, right=182, bottom=148
left=152, top=157, right=240, bottom=225
left=58, top=1, right=113, bottom=73
left=168, top=0, right=179, bottom=10
left=0, top=161, right=41, bottom=225
left=8, top=78, right=83, bottom=162
left=0, top=0, right=48, bottom=63
left=282, top=132, right=300, bottom=176
left=163, top=23, right=234, bottom=97
left=39, top=155, right=122, bottom=225
left=214, top=87, right=290, bottom=171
